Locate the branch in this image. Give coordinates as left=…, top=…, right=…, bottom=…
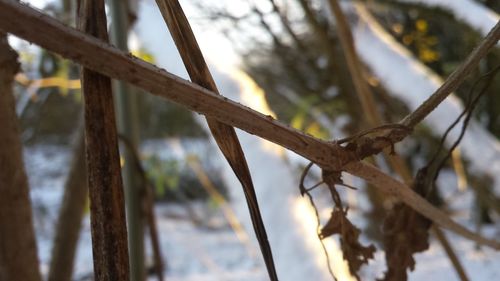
left=329, top=2, right=470, bottom=277
left=0, top=0, right=354, bottom=170
left=345, top=162, right=500, bottom=250
left=352, top=3, right=500, bottom=159
left=79, top=0, right=130, bottom=279
left=400, top=20, right=500, bottom=128
left=155, top=1, right=278, bottom=279
left=1, top=0, right=499, bottom=249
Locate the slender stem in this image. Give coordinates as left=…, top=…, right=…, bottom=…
left=108, top=0, right=145, bottom=280
left=78, top=0, right=130, bottom=279
left=155, top=1, right=279, bottom=279
left=352, top=4, right=500, bottom=159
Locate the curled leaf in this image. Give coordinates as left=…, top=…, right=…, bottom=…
left=321, top=208, right=376, bottom=280
left=321, top=169, right=376, bottom=280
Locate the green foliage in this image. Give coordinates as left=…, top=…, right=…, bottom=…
left=144, top=155, right=181, bottom=198
left=142, top=154, right=228, bottom=202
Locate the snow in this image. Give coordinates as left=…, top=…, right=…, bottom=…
left=398, top=0, right=500, bottom=39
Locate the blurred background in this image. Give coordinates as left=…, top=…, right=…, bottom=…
left=6, top=0, right=500, bottom=280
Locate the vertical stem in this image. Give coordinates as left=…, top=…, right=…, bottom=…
left=0, top=32, right=42, bottom=281
left=79, top=0, right=130, bottom=280
left=48, top=126, right=88, bottom=281
left=108, top=0, right=144, bottom=280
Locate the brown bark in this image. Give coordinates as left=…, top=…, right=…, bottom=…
left=47, top=127, right=88, bottom=281
left=0, top=33, right=42, bottom=281
left=78, top=0, right=130, bottom=280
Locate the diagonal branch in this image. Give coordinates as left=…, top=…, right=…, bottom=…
left=0, top=0, right=351, bottom=170
left=353, top=11, right=500, bottom=159
left=400, top=19, right=500, bottom=128
left=344, top=162, right=500, bottom=250
left=1, top=0, right=498, bottom=250
left=154, top=1, right=278, bottom=279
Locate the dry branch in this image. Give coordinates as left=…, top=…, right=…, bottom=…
left=155, top=1, right=278, bottom=279
left=345, top=162, right=500, bottom=249
left=401, top=19, right=500, bottom=128
left=78, top=0, right=129, bottom=280
left=359, top=16, right=500, bottom=158
left=329, top=2, right=470, bottom=279
left=0, top=0, right=350, bottom=170
left=1, top=0, right=499, bottom=249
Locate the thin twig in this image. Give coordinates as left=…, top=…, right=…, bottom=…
left=352, top=4, right=500, bottom=158
left=299, top=163, right=337, bottom=281
left=118, top=134, right=165, bottom=281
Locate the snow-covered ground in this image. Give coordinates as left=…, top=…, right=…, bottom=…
left=25, top=140, right=500, bottom=281
left=25, top=143, right=268, bottom=281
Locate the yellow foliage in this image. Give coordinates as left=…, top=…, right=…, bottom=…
left=415, top=19, right=428, bottom=32
left=419, top=48, right=440, bottom=63
left=131, top=49, right=155, bottom=64
left=305, top=122, right=329, bottom=139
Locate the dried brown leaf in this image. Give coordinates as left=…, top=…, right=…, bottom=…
left=321, top=208, right=376, bottom=280
left=320, top=169, right=376, bottom=280
left=379, top=170, right=432, bottom=281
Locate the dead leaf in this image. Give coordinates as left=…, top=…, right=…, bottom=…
left=321, top=208, right=376, bottom=280
left=320, top=170, right=376, bottom=280
left=379, top=169, right=432, bottom=281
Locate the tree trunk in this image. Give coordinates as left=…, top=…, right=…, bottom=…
left=0, top=33, right=42, bottom=281
left=47, top=127, right=88, bottom=281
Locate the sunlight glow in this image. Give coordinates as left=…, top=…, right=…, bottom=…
left=230, top=69, right=356, bottom=280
